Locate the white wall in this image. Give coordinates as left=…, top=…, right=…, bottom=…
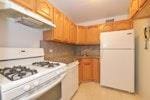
left=134, top=18, right=150, bottom=100
left=0, top=16, right=43, bottom=48
left=77, top=14, right=128, bottom=26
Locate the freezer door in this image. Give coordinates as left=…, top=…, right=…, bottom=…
left=100, top=50, right=135, bottom=92
left=100, top=30, right=134, bottom=49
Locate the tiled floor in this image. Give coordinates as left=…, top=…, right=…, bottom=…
left=72, top=82, right=140, bottom=100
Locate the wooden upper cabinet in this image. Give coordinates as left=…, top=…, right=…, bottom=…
left=129, top=0, right=139, bottom=18
left=133, top=0, right=150, bottom=19
left=43, top=8, right=63, bottom=41
left=69, top=22, right=77, bottom=43
left=53, top=8, right=64, bottom=40
left=99, top=20, right=133, bottom=32
left=36, top=0, right=53, bottom=20
left=86, top=25, right=100, bottom=44
left=113, top=20, right=133, bottom=31
left=77, top=26, right=87, bottom=44
left=12, top=0, right=35, bottom=10
left=63, top=16, right=70, bottom=42
left=139, top=0, right=147, bottom=6
left=100, top=23, right=113, bottom=32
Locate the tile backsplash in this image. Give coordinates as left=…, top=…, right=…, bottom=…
left=40, top=41, right=100, bottom=63
left=75, top=45, right=100, bottom=57
left=40, top=41, right=76, bottom=63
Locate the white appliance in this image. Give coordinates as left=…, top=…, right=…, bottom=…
left=0, top=48, right=66, bottom=100
left=0, top=0, right=55, bottom=29
left=61, top=61, right=79, bottom=100
left=100, top=29, right=135, bottom=93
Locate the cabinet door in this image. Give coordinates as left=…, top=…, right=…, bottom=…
left=100, top=23, right=113, bottom=32
left=63, top=16, right=70, bottom=42
left=139, top=0, right=147, bottom=7
left=92, top=59, right=100, bottom=82
left=82, top=63, right=93, bottom=82
left=113, top=20, right=133, bottom=31
left=12, top=0, right=35, bottom=10
left=86, top=25, right=100, bottom=44
left=69, top=22, right=77, bottom=43
left=53, top=8, right=64, bottom=40
left=36, top=0, right=53, bottom=20
left=129, top=0, right=139, bottom=18
left=81, top=59, right=93, bottom=82
left=77, top=26, right=87, bottom=44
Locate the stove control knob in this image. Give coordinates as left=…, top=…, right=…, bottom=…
left=33, top=81, right=39, bottom=86
left=24, top=85, right=31, bottom=91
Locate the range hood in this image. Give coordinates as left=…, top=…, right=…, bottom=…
left=0, top=0, right=56, bottom=30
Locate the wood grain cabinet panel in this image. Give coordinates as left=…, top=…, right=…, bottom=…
left=113, top=20, right=133, bottom=31
left=129, top=0, right=150, bottom=19
left=77, top=26, right=87, bottom=44
left=100, top=23, right=113, bottom=32
left=129, top=0, right=139, bottom=18
left=43, top=8, right=64, bottom=41
left=53, top=8, right=64, bottom=41
left=86, top=25, right=100, bottom=44
left=139, top=0, right=147, bottom=6
left=69, top=22, right=77, bottom=43
left=36, top=0, right=53, bottom=20
left=63, top=16, right=70, bottom=42
left=12, top=0, right=35, bottom=10
left=92, top=59, right=100, bottom=82
left=79, top=58, right=100, bottom=83
left=82, top=62, right=93, bottom=82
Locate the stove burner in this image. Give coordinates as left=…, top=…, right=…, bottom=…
left=32, top=62, right=60, bottom=68
left=0, top=65, right=37, bottom=81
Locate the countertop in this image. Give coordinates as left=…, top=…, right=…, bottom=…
left=76, top=56, right=100, bottom=59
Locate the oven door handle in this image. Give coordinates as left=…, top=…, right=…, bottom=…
left=19, top=73, right=66, bottom=100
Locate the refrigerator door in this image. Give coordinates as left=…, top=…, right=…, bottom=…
left=100, top=50, right=135, bottom=93
left=101, top=30, right=134, bottom=49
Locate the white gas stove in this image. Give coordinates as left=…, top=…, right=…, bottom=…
left=0, top=48, right=66, bottom=100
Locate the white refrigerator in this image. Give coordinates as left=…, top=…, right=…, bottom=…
left=100, top=29, right=135, bottom=93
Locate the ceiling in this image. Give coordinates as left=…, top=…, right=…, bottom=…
left=48, top=0, right=130, bottom=24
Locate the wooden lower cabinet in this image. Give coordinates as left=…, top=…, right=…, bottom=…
left=92, top=59, right=100, bottom=82
left=79, top=58, right=100, bottom=83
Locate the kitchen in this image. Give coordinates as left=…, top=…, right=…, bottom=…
left=0, top=0, right=150, bottom=100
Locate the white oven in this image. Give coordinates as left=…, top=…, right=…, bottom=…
left=0, top=48, right=66, bottom=100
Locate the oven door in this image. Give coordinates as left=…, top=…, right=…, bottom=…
left=37, top=82, right=61, bottom=100
left=18, top=73, right=66, bottom=100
